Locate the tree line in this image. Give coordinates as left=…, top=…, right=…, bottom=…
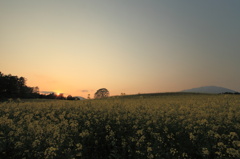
left=0, top=72, right=80, bottom=100
left=0, top=72, right=39, bottom=99
left=38, top=93, right=80, bottom=100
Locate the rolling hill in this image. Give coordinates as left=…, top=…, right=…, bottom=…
left=182, top=86, right=238, bottom=94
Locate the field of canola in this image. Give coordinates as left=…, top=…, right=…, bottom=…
left=0, top=94, right=240, bottom=159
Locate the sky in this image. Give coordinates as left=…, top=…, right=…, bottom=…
left=1, top=0, right=240, bottom=98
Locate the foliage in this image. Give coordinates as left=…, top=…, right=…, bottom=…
left=94, top=88, right=109, bottom=99
left=0, top=94, right=240, bottom=158
left=39, top=93, right=80, bottom=100
left=0, top=72, right=39, bottom=99
left=0, top=71, right=79, bottom=101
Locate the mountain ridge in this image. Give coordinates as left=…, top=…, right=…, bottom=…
left=182, top=86, right=238, bottom=94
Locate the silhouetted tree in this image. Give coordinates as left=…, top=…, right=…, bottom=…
left=46, top=93, right=57, bottom=99
left=121, top=93, right=126, bottom=96
left=67, top=95, right=73, bottom=100
left=0, top=72, right=38, bottom=99
left=32, top=87, right=39, bottom=94
left=67, top=95, right=79, bottom=100
left=94, top=88, right=109, bottom=99
left=20, top=86, right=33, bottom=98
left=57, top=93, right=65, bottom=99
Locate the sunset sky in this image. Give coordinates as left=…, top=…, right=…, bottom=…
left=1, top=0, right=240, bottom=98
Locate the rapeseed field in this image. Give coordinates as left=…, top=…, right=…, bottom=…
left=0, top=94, right=240, bottom=158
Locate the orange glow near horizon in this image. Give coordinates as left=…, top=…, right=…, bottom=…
left=1, top=1, right=240, bottom=97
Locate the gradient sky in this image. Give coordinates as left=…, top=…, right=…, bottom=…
left=1, top=0, right=240, bottom=98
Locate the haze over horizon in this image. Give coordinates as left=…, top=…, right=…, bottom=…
left=1, top=0, right=240, bottom=98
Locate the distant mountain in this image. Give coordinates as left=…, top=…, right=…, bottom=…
left=182, top=86, right=238, bottom=94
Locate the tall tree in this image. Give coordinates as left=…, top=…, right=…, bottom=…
left=0, top=72, right=39, bottom=99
